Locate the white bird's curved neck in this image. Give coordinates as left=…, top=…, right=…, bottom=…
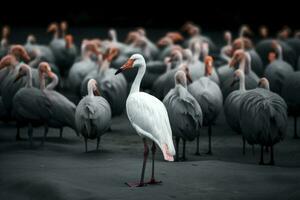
left=277, top=46, right=283, bottom=60
left=99, top=60, right=110, bottom=75
left=130, top=61, right=146, bottom=94
left=239, top=73, right=246, bottom=91
left=88, top=84, right=95, bottom=97
left=39, top=73, right=46, bottom=90
left=46, top=74, right=59, bottom=90
left=25, top=66, right=33, bottom=88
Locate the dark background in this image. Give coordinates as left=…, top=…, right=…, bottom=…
left=0, top=2, right=298, bottom=32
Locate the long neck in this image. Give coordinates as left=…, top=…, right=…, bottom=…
left=53, top=30, right=59, bottom=39
left=46, top=73, right=59, bottom=90
left=99, top=60, right=110, bottom=75
left=220, top=47, right=231, bottom=62
left=87, top=83, right=95, bottom=97
left=25, top=66, right=33, bottom=88
left=193, top=46, right=201, bottom=62
left=130, top=62, right=146, bottom=94
left=277, top=45, right=283, bottom=60
left=238, top=56, right=246, bottom=73
left=39, top=72, right=46, bottom=90
left=264, top=82, right=270, bottom=90
left=239, top=73, right=246, bottom=91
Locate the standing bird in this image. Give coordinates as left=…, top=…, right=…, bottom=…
left=48, top=22, right=77, bottom=76
left=75, top=79, right=111, bottom=152
left=264, top=41, right=293, bottom=95
left=12, top=64, right=51, bottom=147
left=67, top=41, right=99, bottom=96
left=40, top=62, right=77, bottom=139
left=163, top=70, right=202, bottom=161
left=221, top=49, right=259, bottom=99
left=239, top=78, right=288, bottom=165
left=115, top=54, right=175, bottom=187
left=224, top=69, right=248, bottom=154
left=281, top=71, right=300, bottom=139
left=188, top=56, right=223, bottom=155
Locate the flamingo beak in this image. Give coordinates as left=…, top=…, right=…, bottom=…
left=258, top=80, right=264, bottom=88
left=230, top=76, right=239, bottom=87
left=229, top=58, right=236, bottom=68
left=93, top=88, right=101, bottom=96
left=186, top=72, right=193, bottom=84
left=14, top=73, right=23, bottom=83
left=115, top=59, right=134, bottom=75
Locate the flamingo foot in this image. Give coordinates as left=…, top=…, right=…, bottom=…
left=146, top=178, right=162, bottom=185
left=125, top=182, right=147, bottom=187
left=267, top=161, right=275, bottom=166
left=259, top=161, right=265, bottom=165
left=179, top=157, right=187, bottom=161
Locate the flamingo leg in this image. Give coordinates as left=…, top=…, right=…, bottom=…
left=268, top=145, right=275, bottom=165
left=147, top=142, right=162, bottom=185
left=259, top=145, right=264, bottom=165
left=28, top=123, right=33, bottom=148
left=181, top=139, right=187, bottom=161
left=126, top=138, right=149, bottom=187
left=265, top=146, right=269, bottom=153
left=195, top=135, right=200, bottom=156
left=96, top=136, right=101, bottom=151
left=252, top=145, right=255, bottom=155
left=42, top=124, right=48, bottom=145
left=59, top=127, right=63, bottom=138
left=175, top=137, right=180, bottom=161
left=16, top=124, right=21, bottom=141
left=294, top=116, right=299, bottom=139
left=242, top=136, right=246, bottom=155
left=206, top=125, right=212, bottom=155
left=84, top=137, right=88, bottom=153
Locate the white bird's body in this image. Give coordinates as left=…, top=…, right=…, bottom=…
left=115, top=53, right=175, bottom=187
left=126, top=92, right=175, bottom=158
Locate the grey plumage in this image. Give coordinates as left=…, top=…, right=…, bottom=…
left=75, top=79, right=112, bottom=152
left=240, top=88, right=287, bottom=145
left=264, top=60, right=293, bottom=95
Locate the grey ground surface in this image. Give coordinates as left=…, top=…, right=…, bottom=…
left=1, top=111, right=300, bottom=200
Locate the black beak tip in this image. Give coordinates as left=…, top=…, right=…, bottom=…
left=115, top=68, right=122, bottom=75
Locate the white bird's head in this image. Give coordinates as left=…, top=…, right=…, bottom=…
left=115, top=54, right=145, bottom=75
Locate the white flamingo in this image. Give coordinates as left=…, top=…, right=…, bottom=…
left=115, top=54, right=175, bottom=187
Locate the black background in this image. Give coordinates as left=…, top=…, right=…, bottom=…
left=0, top=1, right=298, bottom=32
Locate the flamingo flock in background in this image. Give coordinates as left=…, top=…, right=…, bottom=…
left=0, top=21, right=299, bottom=186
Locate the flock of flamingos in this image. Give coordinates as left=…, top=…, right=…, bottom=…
left=0, top=21, right=300, bottom=187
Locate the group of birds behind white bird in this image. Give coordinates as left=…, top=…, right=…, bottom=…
left=0, top=21, right=300, bottom=186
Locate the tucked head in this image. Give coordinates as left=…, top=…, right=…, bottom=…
left=166, top=32, right=184, bottom=42
left=0, top=55, right=17, bottom=70
left=47, top=22, right=59, bottom=33
left=229, top=49, right=246, bottom=68
left=9, top=45, right=31, bottom=62
left=204, top=56, right=213, bottom=76
left=258, top=77, right=270, bottom=90
left=88, top=79, right=100, bottom=96
left=14, top=63, right=30, bottom=83
left=38, top=62, right=54, bottom=78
